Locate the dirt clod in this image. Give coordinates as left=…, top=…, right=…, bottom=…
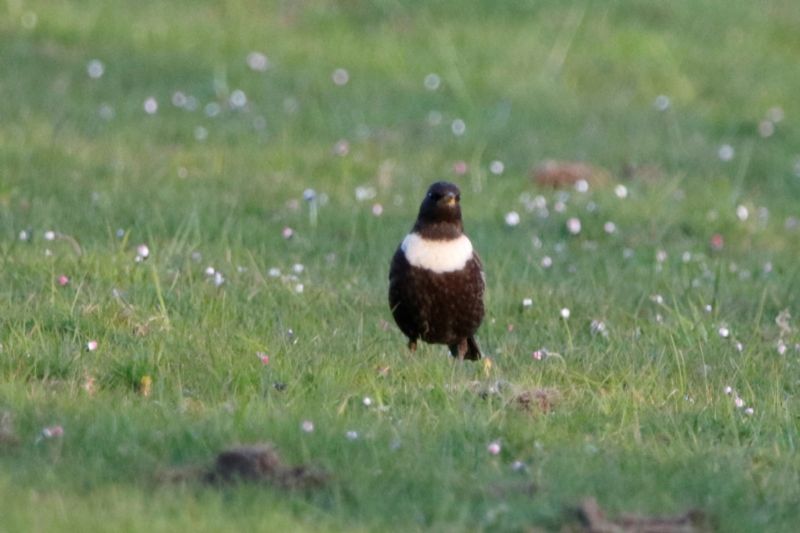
left=533, top=161, right=610, bottom=189
left=568, top=497, right=709, bottom=533
left=514, top=388, right=559, bottom=415
left=159, top=443, right=327, bottom=491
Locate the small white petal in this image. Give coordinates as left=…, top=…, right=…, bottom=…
left=332, top=68, right=349, bottom=85
left=736, top=205, right=749, bottom=221
left=653, top=95, right=670, bottom=111
left=86, top=59, right=105, bottom=79
left=489, top=160, right=505, bottom=175
left=504, top=211, right=520, bottom=227
left=718, top=144, right=735, bottom=161
left=143, top=97, right=158, bottom=115
left=423, top=73, right=441, bottom=90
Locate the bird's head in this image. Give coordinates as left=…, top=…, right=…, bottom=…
left=413, top=181, right=464, bottom=239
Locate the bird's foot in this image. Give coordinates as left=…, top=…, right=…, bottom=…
left=407, top=339, right=417, bottom=352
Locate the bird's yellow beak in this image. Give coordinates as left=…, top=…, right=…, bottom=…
left=443, top=193, right=457, bottom=206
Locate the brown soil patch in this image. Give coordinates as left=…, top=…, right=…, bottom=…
left=566, top=497, right=709, bottom=533
left=533, top=161, right=610, bottom=189
left=514, top=388, right=560, bottom=415
left=158, top=443, right=327, bottom=491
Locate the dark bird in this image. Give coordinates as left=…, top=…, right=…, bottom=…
left=388, top=181, right=485, bottom=360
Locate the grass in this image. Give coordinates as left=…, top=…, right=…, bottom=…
left=1, top=0, right=800, bottom=530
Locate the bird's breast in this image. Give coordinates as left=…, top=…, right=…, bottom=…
left=400, top=233, right=474, bottom=273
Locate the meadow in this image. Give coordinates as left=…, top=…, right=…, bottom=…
left=1, top=0, right=800, bottom=531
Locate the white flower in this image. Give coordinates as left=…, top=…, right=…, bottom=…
left=724, top=386, right=733, bottom=395
left=541, top=256, right=553, bottom=268
left=143, top=97, right=158, bottom=115
left=423, top=73, right=441, bottom=91
left=504, top=211, right=520, bottom=227
left=560, top=308, right=571, bottom=319
left=590, top=320, right=607, bottom=337
left=44, top=230, right=56, bottom=241
left=614, top=184, right=628, bottom=199
left=777, top=340, right=787, bottom=355
left=136, top=244, right=150, bottom=260
left=489, top=160, right=505, bottom=175
left=229, top=89, right=247, bottom=108
left=346, top=430, right=359, bottom=441
left=362, top=396, right=373, bottom=407
left=87, top=59, right=104, bottom=79
left=718, top=326, right=730, bottom=338
left=718, top=144, right=735, bottom=161
left=566, top=217, right=581, bottom=235
left=603, top=221, right=617, bottom=234
left=653, top=95, right=670, bottom=111
left=487, top=441, right=501, bottom=455
left=86, top=340, right=98, bottom=351
left=301, top=420, right=314, bottom=433
left=355, top=185, right=376, bottom=202
left=734, top=396, right=745, bottom=408
left=736, top=205, right=749, bottom=221
left=332, top=68, right=349, bottom=85
left=246, top=51, right=269, bottom=71
left=522, top=298, right=533, bottom=308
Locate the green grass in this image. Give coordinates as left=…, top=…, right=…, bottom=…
left=2, top=0, right=800, bottom=530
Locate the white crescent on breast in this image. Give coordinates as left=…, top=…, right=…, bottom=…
left=400, top=233, right=474, bottom=273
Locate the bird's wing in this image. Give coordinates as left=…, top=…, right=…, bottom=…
left=472, top=251, right=486, bottom=285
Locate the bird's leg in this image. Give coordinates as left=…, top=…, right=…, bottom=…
left=407, top=339, right=417, bottom=352
left=450, top=339, right=468, bottom=361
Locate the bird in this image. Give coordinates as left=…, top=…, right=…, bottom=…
left=388, top=181, right=485, bottom=360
